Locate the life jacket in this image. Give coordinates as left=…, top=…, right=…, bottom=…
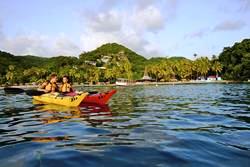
left=60, top=83, right=72, bottom=93
left=45, top=82, right=58, bottom=92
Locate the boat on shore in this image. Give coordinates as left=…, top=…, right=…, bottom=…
left=115, top=78, right=134, bottom=86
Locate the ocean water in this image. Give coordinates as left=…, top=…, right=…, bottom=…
left=0, top=84, right=249, bottom=167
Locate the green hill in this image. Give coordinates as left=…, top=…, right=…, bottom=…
left=0, top=51, right=48, bottom=75
left=0, top=43, right=149, bottom=84
left=79, top=43, right=147, bottom=79
left=148, top=57, right=168, bottom=65
left=1, top=39, right=249, bottom=84
left=168, top=56, right=188, bottom=61
left=0, top=51, right=78, bottom=77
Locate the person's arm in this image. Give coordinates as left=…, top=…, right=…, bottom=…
left=59, top=84, right=62, bottom=92
left=45, top=84, right=52, bottom=92
left=39, top=82, right=46, bottom=89
left=38, top=82, right=50, bottom=92
left=67, top=84, right=72, bottom=92
left=37, top=88, right=49, bottom=93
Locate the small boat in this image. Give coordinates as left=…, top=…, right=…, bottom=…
left=82, top=89, right=117, bottom=104
left=33, top=93, right=88, bottom=107
left=4, top=87, right=116, bottom=105
left=115, top=78, right=130, bottom=86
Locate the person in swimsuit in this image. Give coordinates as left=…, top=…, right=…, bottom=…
left=39, top=74, right=59, bottom=93
left=60, top=76, right=73, bottom=93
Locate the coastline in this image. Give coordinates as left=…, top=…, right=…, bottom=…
left=0, top=80, right=249, bottom=90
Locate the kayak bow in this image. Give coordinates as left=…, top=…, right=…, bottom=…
left=82, top=89, right=117, bottom=104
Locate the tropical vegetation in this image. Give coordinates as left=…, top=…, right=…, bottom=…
left=218, top=39, right=250, bottom=80
left=0, top=39, right=249, bottom=85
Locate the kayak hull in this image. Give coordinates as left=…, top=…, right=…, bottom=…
left=33, top=93, right=88, bottom=107
left=82, top=90, right=117, bottom=104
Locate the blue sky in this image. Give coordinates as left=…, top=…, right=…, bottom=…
left=0, top=0, right=249, bottom=59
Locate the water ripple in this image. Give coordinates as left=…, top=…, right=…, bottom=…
left=0, top=84, right=250, bottom=167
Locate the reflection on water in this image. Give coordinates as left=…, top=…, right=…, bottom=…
left=0, top=84, right=250, bottom=167
left=33, top=101, right=112, bottom=126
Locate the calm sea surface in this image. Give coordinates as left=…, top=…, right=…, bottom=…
left=0, top=84, right=250, bottom=167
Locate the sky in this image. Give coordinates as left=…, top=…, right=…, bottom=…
left=0, top=0, right=249, bottom=59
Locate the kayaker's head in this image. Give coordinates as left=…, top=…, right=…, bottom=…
left=62, top=76, right=69, bottom=84
left=50, top=74, right=58, bottom=83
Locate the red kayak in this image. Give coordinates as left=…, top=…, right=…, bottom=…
left=82, top=89, right=117, bottom=104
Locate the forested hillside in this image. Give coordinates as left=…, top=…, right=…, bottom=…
left=219, top=39, right=250, bottom=80
left=0, top=39, right=249, bottom=85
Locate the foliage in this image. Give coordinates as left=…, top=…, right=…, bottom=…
left=79, top=43, right=146, bottom=79
left=146, top=57, right=222, bottom=81
left=0, top=39, right=249, bottom=85
left=219, top=39, right=250, bottom=80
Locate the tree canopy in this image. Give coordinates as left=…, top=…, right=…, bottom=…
left=0, top=39, right=249, bottom=85
left=219, top=39, right=250, bottom=80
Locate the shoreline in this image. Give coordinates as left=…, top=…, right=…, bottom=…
left=0, top=80, right=249, bottom=89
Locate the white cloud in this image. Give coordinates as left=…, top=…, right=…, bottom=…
left=85, top=10, right=122, bottom=33
left=1, top=33, right=50, bottom=56
left=0, top=0, right=177, bottom=57
left=80, top=31, right=120, bottom=51
left=54, top=34, right=81, bottom=56
left=213, top=20, right=246, bottom=31
left=79, top=0, right=171, bottom=57
left=0, top=30, right=80, bottom=56
left=131, top=5, right=165, bottom=33
left=80, top=28, right=162, bottom=57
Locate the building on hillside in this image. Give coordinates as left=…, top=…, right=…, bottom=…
left=97, top=67, right=106, bottom=70
left=84, top=60, right=97, bottom=66
left=101, top=55, right=111, bottom=63
left=115, top=78, right=134, bottom=86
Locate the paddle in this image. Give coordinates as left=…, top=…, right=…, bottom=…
left=4, top=87, right=45, bottom=96
left=25, top=89, right=46, bottom=96
left=3, top=87, right=98, bottom=96
left=4, top=87, right=25, bottom=94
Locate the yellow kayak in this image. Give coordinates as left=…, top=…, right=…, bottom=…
left=33, top=92, right=88, bottom=107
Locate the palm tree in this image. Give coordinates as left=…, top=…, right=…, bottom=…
left=147, top=64, right=161, bottom=81
left=195, top=57, right=211, bottom=79
left=87, top=67, right=100, bottom=85
left=6, top=65, right=15, bottom=84
left=23, top=67, right=45, bottom=83
left=212, top=61, right=222, bottom=77
left=161, top=60, right=175, bottom=81
left=123, top=60, right=133, bottom=80
left=69, top=68, right=78, bottom=83
left=193, top=53, right=197, bottom=59
left=200, top=57, right=211, bottom=78
left=174, top=60, right=193, bottom=80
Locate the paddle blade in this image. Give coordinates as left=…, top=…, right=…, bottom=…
left=25, top=90, right=45, bottom=96
left=4, top=87, right=25, bottom=94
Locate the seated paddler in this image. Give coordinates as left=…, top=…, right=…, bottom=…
left=39, top=74, right=59, bottom=93
left=60, top=76, right=73, bottom=93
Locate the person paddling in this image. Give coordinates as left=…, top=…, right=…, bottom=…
left=39, top=74, right=59, bottom=93
left=60, top=76, right=73, bottom=93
